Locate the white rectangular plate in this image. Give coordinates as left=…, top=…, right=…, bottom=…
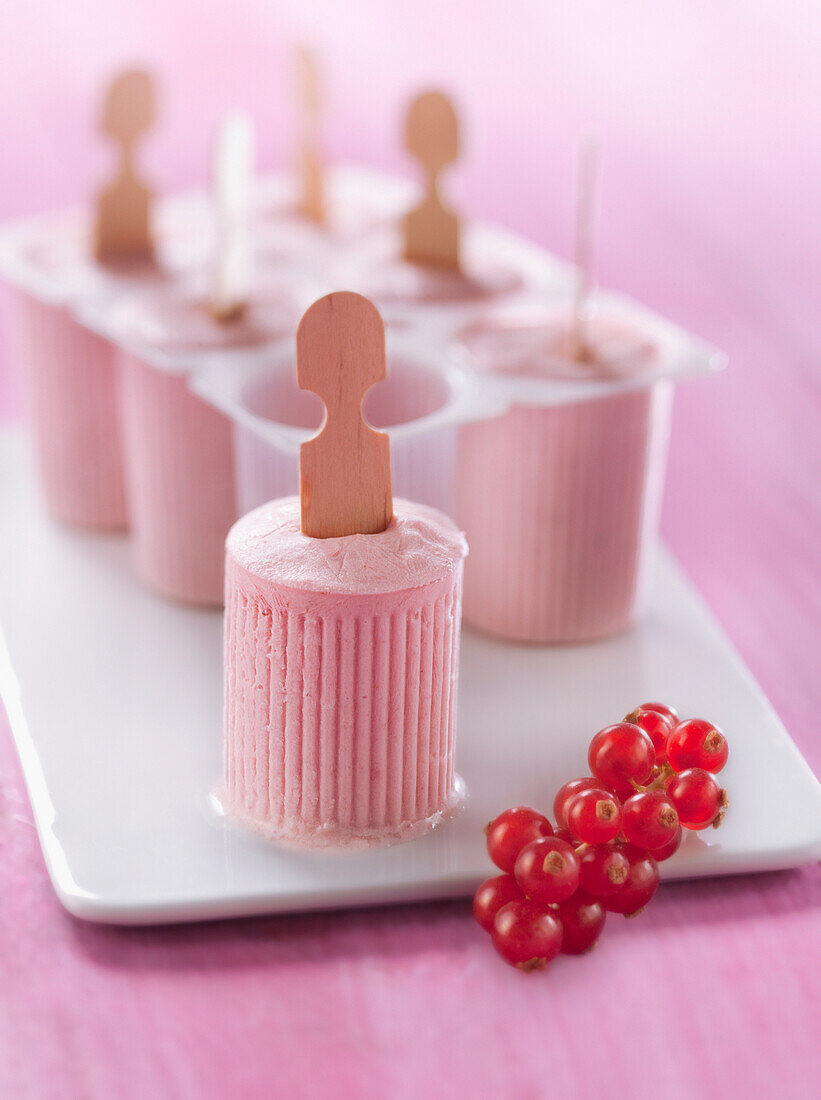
left=2, top=428, right=820, bottom=925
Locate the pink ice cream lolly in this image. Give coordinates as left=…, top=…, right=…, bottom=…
left=223, top=292, right=468, bottom=846
left=111, top=280, right=306, bottom=606
left=1, top=205, right=208, bottom=532
left=223, top=497, right=467, bottom=845
left=455, top=313, right=672, bottom=644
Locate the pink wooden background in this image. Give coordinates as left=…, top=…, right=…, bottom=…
left=1, top=2, right=820, bottom=1096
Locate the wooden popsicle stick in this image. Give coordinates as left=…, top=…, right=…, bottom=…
left=298, top=292, right=393, bottom=539
left=402, top=90, right=460, bottom=271
left=295, top=46, right=325, bottom=224
left=570, top=139, right=598, bottom=362
left=209, top=111, right=254, bottom=322
left=93, top=69, right=156, bottom=264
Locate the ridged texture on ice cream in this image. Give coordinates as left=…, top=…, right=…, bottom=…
left=119, top=352, right=236, bottom=605
left=456, top=386, right=672, bottom=643
left=223, top=497, right=468, bottom=847
left=13, top=291, right=128, bottom=530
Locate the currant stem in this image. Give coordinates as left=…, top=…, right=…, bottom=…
left=646, top=764, right=675, bottom=792
left=712, top=789, right=729, bottom=828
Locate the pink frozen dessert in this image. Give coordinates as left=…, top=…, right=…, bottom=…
left=222, top=496, right=468, bottom=847
left=455, top=311, right=672, bottom=644
left=110, top=277, right=308, bottom=606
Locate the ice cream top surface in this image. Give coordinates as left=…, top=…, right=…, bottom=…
left=460, top=313, right=658, bottom=381
left=228, top=496, right=467, bottom=595
left=105, top=276, right=307, bottom=353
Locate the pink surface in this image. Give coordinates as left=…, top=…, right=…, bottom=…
left=224, top=497, right=466, bottom=845
left=1, top=3, right=820, bottom=1097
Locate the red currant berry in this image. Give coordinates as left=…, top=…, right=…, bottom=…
left=588, top=723, right=655, bottom=799
left=566, top=788, right=622, bottom=844
left=667, top=719, right=729, bottom=774
left=491, top=900, right=563, bottom=971
left=556, top=893, right=606, bottom=955
left=621, top=790, right=679, bottom=850
left=485, top=807, right=553, bottom=874
left=553, top=777, right=600, bottom=829
left=653, top=824, right=683, bottom=862
left=554, top=826, right=577, bottom=846
left=604, top=845, right=660, bottom=915
left=578, top=843, right=631, bottom=899
left=624, top=707, right=673, bottom=764
left=640, top=702, right=679, bottom=724
left=514, top=837, right=580, bottom=904
left=473, top=875, right=523, bottom=932
left=666, top=768, right=728, bottom=830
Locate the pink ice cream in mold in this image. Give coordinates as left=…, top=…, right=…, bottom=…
left=0, top=71, right=206, bottom=531
left=100, top=270, right=315, bottom=607
left=222, top=292, right=468, bottom=847
left=454, top=304, right=692, bottom=644
left=7, top=288, right=131, bottom=529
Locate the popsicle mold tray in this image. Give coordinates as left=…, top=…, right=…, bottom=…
left=0, top=166, right=725, bottom=523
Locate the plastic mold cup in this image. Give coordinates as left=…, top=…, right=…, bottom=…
left=451, top=294, right=726, bottom=645
left=192, top=336, right=495, bottom=522
left=0, top=195, right=214, bottom=530
left=76, top=270, right=317, bottom=607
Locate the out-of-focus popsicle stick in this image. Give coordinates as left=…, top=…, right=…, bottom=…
left=298, top=292, right=393, bottom=539
left=571, top=139, right=599, bottom=362
left=402, top=90, right=460, bottom=271
left=93, top=69, right=156, bottom=264
left=209, top=111, right=254, bottom=322
left=296, top=46, right=325, bottom=224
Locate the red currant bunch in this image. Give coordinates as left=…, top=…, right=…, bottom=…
left=474, top=701, right=730, bottom=971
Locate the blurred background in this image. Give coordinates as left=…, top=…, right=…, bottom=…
left=1, top=1, right=820, bottom=746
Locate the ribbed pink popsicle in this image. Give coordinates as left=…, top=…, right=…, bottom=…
left=222, top=292, right=468, bottom=846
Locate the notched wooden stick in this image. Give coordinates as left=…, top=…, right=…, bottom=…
left=402, top=90, right=460, bottom=271
left=296, top=46, right=325, bottom=224
left=570, top=139, right=599, bottom=363
left=93, top=69, right=156, bottom=265
left=298, top=292, right=393, bottom=539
